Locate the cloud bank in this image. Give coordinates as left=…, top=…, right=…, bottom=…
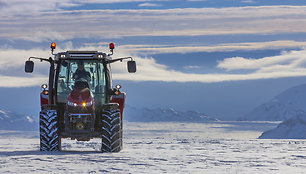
left=1, top=5, right=306, bottom=41
left=115, top=40, right=306, bottom=55
left=1, top=46, right=306, bottom=87
left=1, top=2, right=306, bottom=87
left=113, top=49, right=306, bottom=83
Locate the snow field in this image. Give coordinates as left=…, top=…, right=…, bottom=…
left=1, top=122, right=306, bottom=173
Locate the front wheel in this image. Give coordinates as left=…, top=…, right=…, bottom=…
left=40, top=110, right=61, bottom=151
left=101, top=104, right=122, bottom=152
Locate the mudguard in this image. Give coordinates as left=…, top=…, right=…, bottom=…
left=111, top=92, right=126, bottom=120
left=40, top=92, right=48, bottom=109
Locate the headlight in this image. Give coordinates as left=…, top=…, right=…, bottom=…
left=85, top=101, right=93, bottom=106
left=68, top=101, right=93, bottom=106
left=68, top=101, right=76, bottom=106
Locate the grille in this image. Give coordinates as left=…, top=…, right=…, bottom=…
left=68, top=106, right=92, bottom=113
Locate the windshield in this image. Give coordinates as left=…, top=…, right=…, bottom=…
left=56, top=59, right=106, bottom=105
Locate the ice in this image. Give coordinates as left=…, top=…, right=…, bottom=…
left=1, top=121, right=306, bottom=173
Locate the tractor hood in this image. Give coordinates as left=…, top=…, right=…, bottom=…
left=67, top=88, right=94, bottom=106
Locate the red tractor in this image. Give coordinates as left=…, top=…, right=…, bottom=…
left=25, top=43, right=136, bottom=152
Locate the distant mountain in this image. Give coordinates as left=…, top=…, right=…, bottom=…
left=124, top=106, right=220, bottom=122
left=0, top=109, right=37, bottom=130
left=259, top=112, right=306, bottom=139
left=242, top=83, right=306, bottom=121
left=0, top=105, right=219, bottom=131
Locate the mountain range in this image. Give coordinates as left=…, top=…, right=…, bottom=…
left=259, top=111, right=306, bottom=139
left=242, top=83, right=306, bottom=121
left=124, top=106, right=220, bottom=122
left=247, top=83, right=306, bottom=139
left=0, top=106, right=220, bottom=131
left=0, top=109, right=37, bottom=130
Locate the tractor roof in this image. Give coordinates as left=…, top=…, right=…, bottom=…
left=55, top=51, right=112, bottom=61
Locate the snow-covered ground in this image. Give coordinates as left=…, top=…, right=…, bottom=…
left=2, top=121, right=306, bottom=173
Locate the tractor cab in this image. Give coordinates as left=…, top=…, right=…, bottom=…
left=55, top=52, right=110, bottom=110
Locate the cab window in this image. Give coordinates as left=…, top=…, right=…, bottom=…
left=57, top=60, right=106, bottom=105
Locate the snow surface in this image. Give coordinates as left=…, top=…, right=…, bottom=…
left=2, top=121, right=306, bottom=173
left=242, top=83, right=306, bottom=121
left=259, top=112, right=306, bottom=139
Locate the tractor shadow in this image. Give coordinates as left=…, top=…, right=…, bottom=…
left=0, top=150, right=105, bottom=157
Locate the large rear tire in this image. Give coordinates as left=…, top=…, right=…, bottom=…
left=40, top=110, right=61, bottom=151
left=101, top=104, right=122, bottom=152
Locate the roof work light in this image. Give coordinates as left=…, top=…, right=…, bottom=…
left=51, top=42, right=56, bottom=54
left=109, top=43, right=115, bottom=50
left=51, top=43, right=56, bottom=50
left=109, top=43, right=115, bottom=55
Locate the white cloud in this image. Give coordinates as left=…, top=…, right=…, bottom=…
left=241, top=0, right=255, bottom=3
left=1, top=6, right=306, bottom=41
left=3, top=2, right=306, bottom=87
left=0, top=0, right=159, bottom=15
left=17, top=31, right=74, bottom=42
left=117, top=40, right=306, bottom=54
left=0, top=75, right=47, bottom=87
left=113, top=60, right=306, bottom=83
left=217, top=49, right=306, bottom=71
left=0, top=48, right=51, bottom=70
left=138, top=3, right=162, bottom=7
left=87, top=47, right=306, bottom=83
left=2, top=45, right=306, bottom=87
left=184, top=65, right=201, bottom=69
left=215, top=49, right=306, bottom=83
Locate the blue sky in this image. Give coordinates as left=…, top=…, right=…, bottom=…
left=1, top=0, right=306, bottom=120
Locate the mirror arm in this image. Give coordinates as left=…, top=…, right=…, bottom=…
left=28, top=57, right=53, bottom=63
left=107, top=57, right=133, bottom=64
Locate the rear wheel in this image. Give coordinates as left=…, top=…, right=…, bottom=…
left=40, top=110, right=61, bottom=151
left=101, top=104, right=122, bottom=152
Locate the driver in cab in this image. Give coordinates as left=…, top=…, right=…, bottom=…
left=73, top=62, right=91, bottom=82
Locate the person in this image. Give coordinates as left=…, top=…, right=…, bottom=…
left=73, top=62, right=91, bottom=82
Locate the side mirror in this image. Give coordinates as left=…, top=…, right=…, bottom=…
left=25, top=60, right=34, bottom=73
left=127, top=61, right=136, bottom=73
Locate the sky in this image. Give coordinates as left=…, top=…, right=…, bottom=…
left=1, top=0, right=306, bottom=120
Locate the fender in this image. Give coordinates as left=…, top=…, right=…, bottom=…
left=111, top=92, right=126, bottom=120
left=40, top=92, right=49, bottom=109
